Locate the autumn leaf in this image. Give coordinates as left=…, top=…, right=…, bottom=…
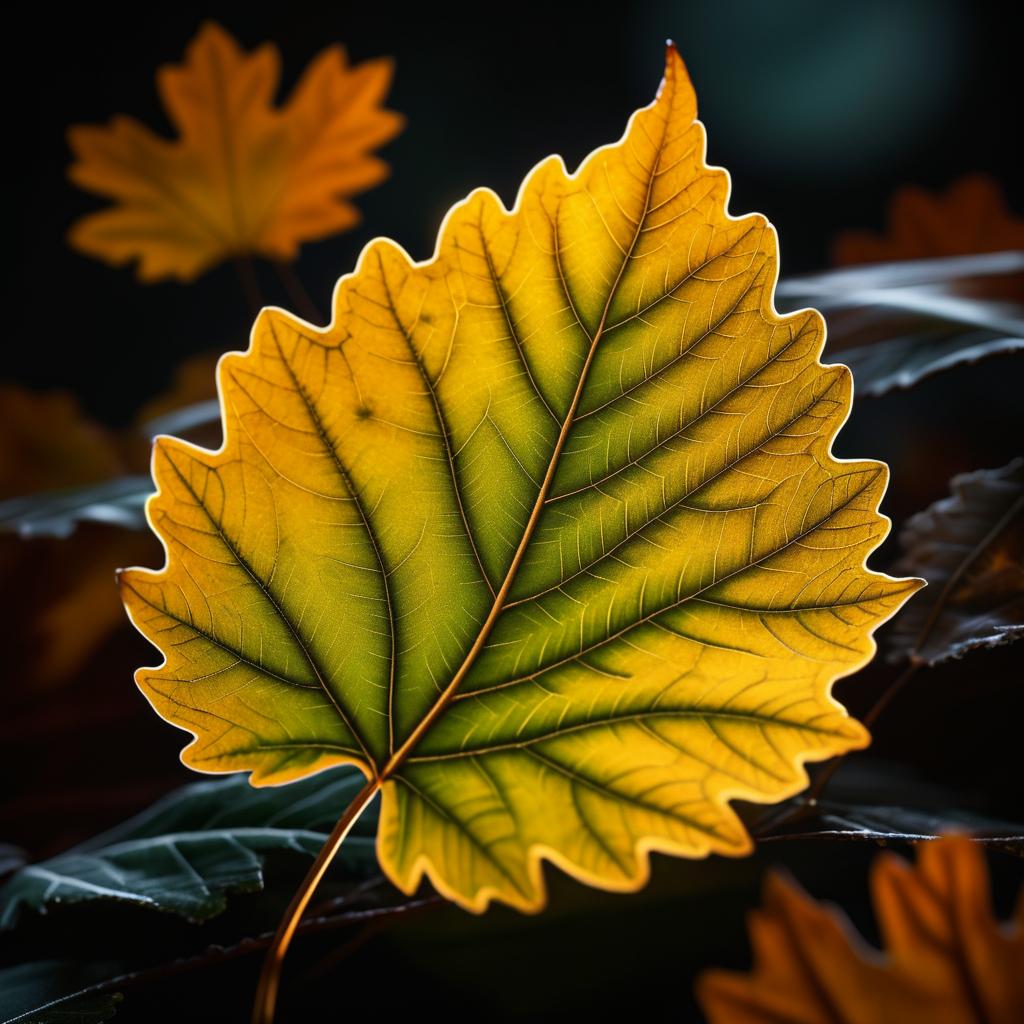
left=0, top=386, right=157, bottom=687
left=891, top=458, right=1024, bottom=665
left=120, top=44, right=919, bottom=916
left=698, top=836, right=1024, bottom=1023
left=66, top=21, right=404, bottom=282
left=0, top=386, right=125, bottom=501
left=834, top=174, right=1024, bottom=266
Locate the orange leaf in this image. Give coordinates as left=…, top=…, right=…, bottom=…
left=834, top=174, right=1024, bottom=266
left=698, top=836, right=1024, bottom=1023
left=0, top=385, right=126, bottom=500
left=66, top=22, right=404, bottom=282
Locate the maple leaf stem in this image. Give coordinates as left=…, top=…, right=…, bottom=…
left=234, top=256, right=266, bottom=319
left=274, top=261, right=323, bottom=324
left=251, top=774, right=381, bottom=1024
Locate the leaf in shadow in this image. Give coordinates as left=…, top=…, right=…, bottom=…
left=838, top=329, right=1024, bottom=398
left=0, top=478, right=152, bottom=539
left=0, top=767, right=379, bottom=928
left=760, top=800, right=1024, bottom=853
left=777, top=251, right=1024, bottom=398
left=0, top=961, right=123, bottom=1023
left=890, top=457, right=1024, bottom=665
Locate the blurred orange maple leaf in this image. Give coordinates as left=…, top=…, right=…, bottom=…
left=0, top=386, right=158, bottom=687
left=699, top=835, right=1024, bottom=1023
left=834, top=174, right=1024, bottom=266
left=66, top=21, right=404, bottom=282
left=0, top=386, right=125, bottom=500
left=0, top=362, right=224, bottom=689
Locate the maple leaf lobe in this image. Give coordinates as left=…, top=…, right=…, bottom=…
left=66, top=21, right=403, bottom=281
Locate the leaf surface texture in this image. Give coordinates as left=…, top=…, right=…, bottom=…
left=0, top=768, right=377, bottom=926
left=122, top=45, right=917, bottom=911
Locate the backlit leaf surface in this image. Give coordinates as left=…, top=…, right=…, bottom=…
left=121, top=46, right=917, bottom=912
left=698, top=836, right=1024, bottom=1024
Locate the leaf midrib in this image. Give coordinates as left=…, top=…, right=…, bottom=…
left=376, top=85, right=674, bottom=784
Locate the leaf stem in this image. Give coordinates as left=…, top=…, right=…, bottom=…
left=274, top=261, right=323, bottom=324
left=235, top=256, right=265, bottom=319
left=251, top=775, right=380, bottom=1024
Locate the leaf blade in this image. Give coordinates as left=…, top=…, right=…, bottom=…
left=121, top=45, right=918, bottom=913
left=891, top=458, right=1024, bottom=665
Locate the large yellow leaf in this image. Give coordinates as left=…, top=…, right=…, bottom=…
left=698, top=836, right=1024, bottom=1023
left=67, top=22, right=404, bottom=282
left=121, top=45, right=919, bottom=912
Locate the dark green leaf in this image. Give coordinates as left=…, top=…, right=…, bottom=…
left=891, top=458, right=1024, bottom=665
left=0, top=767, right=378, bottom=928
left=838, top=329, right=1023, bottom=398
left=760, top=800, right=1024, bottom=853
left=0, top=962, right=123, bottom=1024
left=778, top=251, right=1024, bottom=397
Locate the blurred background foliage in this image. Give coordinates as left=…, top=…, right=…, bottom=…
left=7, top=1, right=1021, bottom=418
left=1, top=2, right=1022, bottom=1022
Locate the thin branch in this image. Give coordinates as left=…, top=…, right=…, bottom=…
left=234, top=256, right=265, bottom=318
left=274, top=261, right=323, bottom=324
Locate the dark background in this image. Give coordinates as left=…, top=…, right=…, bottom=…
left=3, top=3, right=1023, bottom=1022
left=7, top=0, right=1023, bottom=421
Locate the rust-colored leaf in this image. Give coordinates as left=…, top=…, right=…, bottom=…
left=834, top=175, right=1024, bottom=266
left=699, top=836, right=1024, bottom=1023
